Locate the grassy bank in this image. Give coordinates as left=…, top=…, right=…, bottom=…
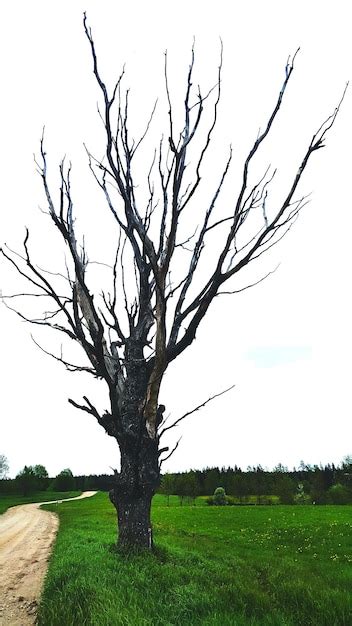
left=0, top=491, right=81, bottom=514
left=38, top=493, right=351, bottom=625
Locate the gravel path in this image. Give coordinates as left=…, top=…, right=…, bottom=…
left=0, top=491, right=97, bottom=625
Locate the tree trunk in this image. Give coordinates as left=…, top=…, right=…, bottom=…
left=111, top=491, right=154, bottom=549
left=109, top=430, right=160, bottom=551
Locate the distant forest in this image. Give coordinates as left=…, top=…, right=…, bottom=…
left=1, top=458, right=351, bottom=505
left=158, top=460, right=352, bottom=505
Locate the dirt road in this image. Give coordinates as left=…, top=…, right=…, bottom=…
left=0, top=491, right=97, bottom=626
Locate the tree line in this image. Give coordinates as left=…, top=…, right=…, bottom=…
left=0, top=462, right=113, bottom=497
left=1, top=456, right=351, bottom=504
left=159, top=458, right=352, bottom=505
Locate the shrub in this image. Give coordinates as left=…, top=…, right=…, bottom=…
left=294, top=483, right=311, bottom=505
left=225, top=496, right=238, bottom=506
left=213, top=486, right=227, bottom=506
left=327, top=483, right=351, bottom=504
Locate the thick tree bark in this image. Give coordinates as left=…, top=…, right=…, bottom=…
left=109, top=413, right=161, bottom=550
left=110, top=489, right=154, bottom=549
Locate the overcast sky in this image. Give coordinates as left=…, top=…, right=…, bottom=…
left=0, top=0, right=351, bottom=478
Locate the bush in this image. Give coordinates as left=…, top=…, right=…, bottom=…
left=294, top=483, right=311, bottom=505
left=213, top=486, right=227, bottom=506
left=327, top=483, right=351, bottom=504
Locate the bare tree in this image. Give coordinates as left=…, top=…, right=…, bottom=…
left=0, top=15, right=345, bottom=549
left=0, top=454, right=9, bottom=479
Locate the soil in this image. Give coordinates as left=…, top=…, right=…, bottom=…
left=0, top=491, right=97, bottom=626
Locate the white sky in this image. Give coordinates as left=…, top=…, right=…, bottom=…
left=0, top=0, right=351, bottom=478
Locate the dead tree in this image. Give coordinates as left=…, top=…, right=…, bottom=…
left=0, top=15, right=345, bottom=549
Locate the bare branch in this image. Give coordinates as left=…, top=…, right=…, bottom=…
left=159, top=437, right=182, bottom=466
left=159, top=384, right=235, bottom=438
left=166, top=60, right=345, bottom=365
left=216, top=265, right=280, bottom=295
left=68, top=394, right=118, bottom=437
left=31, top=335, right=96, bottom=375
left=131, top=99, right=158, bottom=157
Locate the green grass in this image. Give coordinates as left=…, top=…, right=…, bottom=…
left=153, top=494, right=280, bottom=507
left=0, top=491, right=81, bottom=514
left=38, top=493, right=352, bottom=625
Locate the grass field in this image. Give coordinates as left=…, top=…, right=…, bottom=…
left=38, top=493, right=352, bottom=625
left=0, top=491, right=81, bottom=514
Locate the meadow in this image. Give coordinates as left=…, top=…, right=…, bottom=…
left=0, top=491, right=81, bottom=514
left=37, top=493, right=352, bottom=625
